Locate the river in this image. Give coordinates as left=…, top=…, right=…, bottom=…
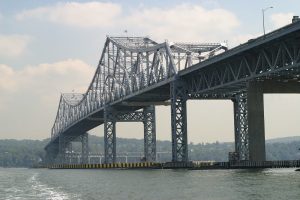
left=0, top=167, right=299, bottom=200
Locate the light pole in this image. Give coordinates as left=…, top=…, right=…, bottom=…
left=262, top=6, right=273, bottom=36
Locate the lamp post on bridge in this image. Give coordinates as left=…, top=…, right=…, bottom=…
left=262, top=6, right=273, bottom=36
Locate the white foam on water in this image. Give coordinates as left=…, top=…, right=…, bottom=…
left=28, top=173, right=80, bottom=200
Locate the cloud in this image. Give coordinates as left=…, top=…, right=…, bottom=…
left=0, top=59, right=94, bottom=94
left=0, top=34, right=30, bottom=57
left=15, top=2, right=239, bottom=42
left=229, top=33, right=260, bottom=47
left=0, top=59, right=95, bottom=139
left=0, top=64, right=16, bottom=91
left=16, top=2, right=122, bottom=28
left=123, top=4, right=239, bottom=42
left=270, top=12, right=294, bottom=29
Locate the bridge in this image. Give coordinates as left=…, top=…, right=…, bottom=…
left=45, top=18, right=300, bottom=166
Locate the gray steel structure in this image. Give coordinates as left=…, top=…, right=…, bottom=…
left=45, top=20, right=300, bottom=164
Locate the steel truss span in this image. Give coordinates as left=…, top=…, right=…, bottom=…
left=51, top=37, right=226, bottom=139
left=46, top=21, right=300, bottom=164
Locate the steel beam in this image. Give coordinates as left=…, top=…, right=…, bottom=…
left=170, top=78, right=188, bottom=162
left=143, top=105, right=156, bottom=161
left=104, top=107, right=116, bottom=163
left=121, top=101, right=171, bottom=106
left=116, top=111, right=144, bottom=122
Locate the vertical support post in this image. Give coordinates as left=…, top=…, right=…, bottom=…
left=104, top=107, right=116, bottom=163
left=81, top=132, right=89, bottom=164
left=247, top=81, right=266, bottom=161
left=232, top=92, right=249, bottom=161
left=143, top=105, right=156, bottom=161
left=170, top=78, right=188, bottom=162
left=58, top=135, right=68, bottom=164
left=66, top=142, right=73, bottom=164
left=45, top=144, right=59, bottom=165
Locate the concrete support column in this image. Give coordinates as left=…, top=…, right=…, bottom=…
left=143, top=105, right=156, bottom=161
left=247, top=81, right=266, bottom=161
left=104, top=107, right=116, bottom=163
left=170, top=79, right=188, bottom=162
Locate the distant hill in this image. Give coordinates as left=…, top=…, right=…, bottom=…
left=266, top=136, right=300, bottom=144
left=0, top=135, right=300, bottom=167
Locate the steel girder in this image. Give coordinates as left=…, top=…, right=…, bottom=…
left=143, top=106, right=156, bottom=161
left=104, top=107, right=116, bottom=163
left=116, top=111, right=144, bottom=122
left=233, top=93, right=249, bottom=160
left=171, top=78, right=188, bottom=162
left=185, top=34, right=300, bottom=96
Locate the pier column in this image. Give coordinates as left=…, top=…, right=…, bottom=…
left=66, top=143, right=73, bottom=164
left=45, top=144, right=59, bottom=165
left=170, top=79, right=188, bottom=162
left=81, top=133, right=89, bottom=164
left=143, top=105, right=156, bottom=161
left=104, top=107, right=116, bottom=163
left=58, top=135, right=68, bottom=164
left=232, top=92, right=249, bottom=160
left=247, top=81, right=266, bottom=161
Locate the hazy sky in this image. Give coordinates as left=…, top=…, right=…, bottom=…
left=1, top=0, right=300, bottom=143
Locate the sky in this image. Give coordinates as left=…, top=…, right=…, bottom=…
left=1, top=0, right=300, bottom=143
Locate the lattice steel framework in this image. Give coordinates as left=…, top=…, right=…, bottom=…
left=58, top=135, right=71, bottom=164
left=233, top=93, right=249, bottom=160
left=103, top=107, right=156, bottom=163
left=171, top=78, right=188, bottom=162
left=104, top=107, right=116, bottom=163
left=116, top=111, right=144, bottom=122
left=56, top=134, right=89, bottom=164
left=143, top=106, right=156, bottom=161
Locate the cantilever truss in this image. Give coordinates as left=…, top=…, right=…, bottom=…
left=51, top=36, right=226, bottom=139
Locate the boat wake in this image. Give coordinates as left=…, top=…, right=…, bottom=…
left=28, top=173, right=79, bottom=200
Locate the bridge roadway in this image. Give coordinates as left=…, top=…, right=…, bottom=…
left=45, top=19, right=300, bottom=166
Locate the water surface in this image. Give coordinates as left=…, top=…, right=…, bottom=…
left=1, top=167, right=300, bottom=200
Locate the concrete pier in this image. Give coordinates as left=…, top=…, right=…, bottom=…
left=247, top=81, right=266, bottom=161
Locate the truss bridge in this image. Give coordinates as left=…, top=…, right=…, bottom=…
left=45, top=19, right=300, bottom=166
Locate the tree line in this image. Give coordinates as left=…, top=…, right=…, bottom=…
left=0, top=135, right=299, bottom=167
